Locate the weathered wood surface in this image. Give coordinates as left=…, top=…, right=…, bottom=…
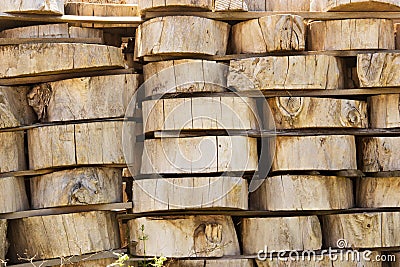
left=8, top=211, right=120, bottom=262
left=0, top=132, right=25, bottom=173
left=0, top=220, right=6, bottom=261
left=272, top=135, right=357, bottom=172
left=357, top=177, right=400, bottom=208
left=241, top=216, right=322, bottom=254
left=250, top=175, right=354, bottom=211
left=0, top=44, right=124, bottom=82
left=246, top=0, right=310, bottom=11
left=322, top=212, right=400, bottom=248
left=0, top=0, right=64, bottom=14
left=142, top=97, right=259, bottom=133
left=128, top=215, right=240, bottom=257
left=358, top=53, right=400, bottom=88
left=132, top=177, right=248, bottom=212
left=309, top=19, right=394, bottom=51
left=139, top=0, right=248, bottom=12
left=28, top=74, right=141, bottom=122
left=311, top=0, right=400, bottom=11
left=228, top=55, right=344, bottom=90
left=0, top=177, right=29, bottom=214
left=31, top=167, right=122, bottom=209
left=369, top=94, right=400, bottom=128
left=397, top=24, right=400, bottom=49
left=359, top=137, right=400, bottom=172
left=28, top=121, right=128, bottom=170
left=268, top=97, right=367, bottom=129
left=136, top=16, right=230, bottom=58
left=52, top=258, right=116, bottom=267
left=167, top=259, right=254, bottom=267
left=231, top=15, right=305, bottom=54
left=141, top=136, right=258, bottom=174
left=143, top=60, right=227, bottom=97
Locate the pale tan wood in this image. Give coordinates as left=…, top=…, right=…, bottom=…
left=28, top=74, right=141, bottom=122
left=272, top=135, right=357, bottom=172
left=128, top=215, right=240, bottom=257
left=0, top=0, right=64, bottom=14
left=123, top=121, right=143, bottom=178
left=168, top=259, right=254, bottom=267
left=309, top=19, right=394, bottom=51
left=228, top=55, right=344, bottom=90
left=250, top=175, right=354, bottom=211
left=214, top=0, right=248, bottom=11
left=8, top=211, right=120, bottom=262
left=357, top=177, right=400, bottom=208
left=53, top=258, right=116, bottom=267
left=0, top=44, right=124, bottom=81
left=141, top=136, right=258, bottom=174
left=247, top=0, right=310, bottom=11
left=311, top=0, right=400, bottom=11
left=0, top=177, right=29, bottom=214
left=0, top=132, right=25, bottom=173
left=31, top=167, right=122, bottom=209
left=242, top=216, right=322, bottom=254
left=133, top=177, right=248, bottom=212
left=359, top=137, right=400, bottom=172
left=369, top=94, right=400, bottom=128
left=231, top=15, right=305, bottom=54
left=66, top=0, right=137, bottom=3
left=0, top=219, right=6, bottom=261
left=322, top=212, right=400, bottom=248
left=268, top=97, right=368, bottom=129
left=358, top=53, right=400, bottom=88
left=143, top=59, right=227, bottom=97
left=136, top=16, right=230, bottom=58
left=139, top=0, right=213, bottom=12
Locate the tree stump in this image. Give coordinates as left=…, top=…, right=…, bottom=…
left=231, top=15, right=305, bottom=54
left=0, top=0, right=64, bottom=14
left=0, top=177, right=29, bottom=213
left=0, top=132, right=25, bottom=173
left=369, top=94, right=400, bottom=128
left=241, top=216, right=322, bottom=254
left=250, top=175, right=354, bottom=211
left=311, top=0, right=400, bottom=11
left=228, top=55, right=344, bottom=90
left=142, top=97, right=260, bottom=133
left=8, top=211, right=120, bottom=262
left=358, top=53, right=400, bottom=88
left=135, top=16, right=230, bottom=58
left=246, top=0, right=310, bottom=11
left=357, top=177, right=400, bottom=208
left=359, top=137, right=400, bottom=172
left=272, top=135, right=357, bottom=172
left=28, top=74, right=141, bottom=122
left=31, top=167, right=122, bottom=209
left=141, top=136, right=258, bottom=174
left=309, top=19, right=394, bottom=51
left=132, top=177, right=248, bottom=212
left=268, top=97, right=368, bottom=129
left=0, top=220, right=6, bottom=261
left=128, top=215, right=240, bottom=257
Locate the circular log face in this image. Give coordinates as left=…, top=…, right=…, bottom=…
left=0, top=177, right=29, bottom=213
left=359, top=137, right=400, bottom=172
left=369, top=94, right=400, bottom=128
left=358, top=53, right=400, bottom=88
left=311, top=0, right=400, bottom=11
left=128, top=215, right=240, bottom=257
left=357, top=177, right=400, bottom=208
left=0, top=132, right=25, bottom=173
left=309, top=19, right=394, bottom=51
left=0, top=0, right=64, bottom=14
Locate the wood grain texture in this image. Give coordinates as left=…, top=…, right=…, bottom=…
left=358, top=53, right=400, bottom=88
left=8, top=211, right=120, bottom=262
left=309, top=19, right=394, bottom=51
left=136, top=16, right=230, bottom=58
left=357, top=177, right=400, bottom=208
left=228, top=55, right=344, bottom=90
left=0, top=0, right=64, bottom=14
left=132, top=177, right=248, bottom=212
left=31, top=167, right=122, bottom=209
left=28, top=74, right=141, bottom=122
left=268, top=97, right=368, bottom=129
left=0, top=177, right=29, bottom=214
left=369, top=94, right=400, bottom=128
left=141, top=136, right=258, bottom=174
left=139, top=0, right=247, bottom=12
left=168, top=259, right=254, bottom=267
left=241, top=216, right=322, bottom=254
left=246, top=0, right=310, bottom=11
left=359, top=137, right=400, bottom=172
left=311, top=0, right=400, bottom=11
left=0, top=220, right=6, bottom=261
left=51, top=258, right=116, bottom=267
left=231, top=15, right=305, bottom=54
left=250, top=175, right=354, bottom=211
left=143, top=59, right=227, bottom=97
left=272, top=135, right=357, bottom=172
left=128, top=215, right=240, bottom=257
left=0, top=132, right=25, bottom=173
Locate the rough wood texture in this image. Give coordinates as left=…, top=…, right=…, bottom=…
left=357, top=177, right=400, bottom=208
left=28, top=121, right=128, bottom=170
left=250, top=175, right=354, bottom=211
left=128, top=216, right=240, bottom=257
left=268, top=97, right=367, bottom=129
left=359, top=137, right=400, bottom=172
left=369, top=94, right=400, bottom=128
left=311, top=0, right=400, bottom=11
left=31, top=167, right=122, bottom=209
left=28, top=74, right=141, bottom=122
left=358, top=53, right=400, bottom=88
left=8, top=211, right=120, bottom=262
left=272, top=135, right=357, bottom=172
left=246, top=0, right=310, bottom=11
left=143, top=60, right=227, bottom=97
left=0, top=0, right=64, bottom=14
left=0, top=220, right=6, bottom=261
left=0, top=44, right=124, bottom=81
left=0, top=132, right=25, bottom=173
left=142, top=97, right=259, bottom=133
left=0, top=177, right=29, bottom=214
left=228, top=55, right=344, bottom=91
left=242, top=217, right=322, bottom=254
left=322, top=212, right=400, bottom=249
left=231, top=15, right=305, bottom=54
left=141, top=136, right=258, bottom=174
left=309, top=19, right=394, bottom=51
left=132, top=177, right=248, bottom=212
left=139, top=0, right=248, bottom=12
left=136, top=16, right=230, bottom=58
left=52, top=258, right=116, bottom=267
left=396, top=24, right=400, bottom=49
left=168, top=259, right=254, bottom=267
